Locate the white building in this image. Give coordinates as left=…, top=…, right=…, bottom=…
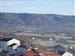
left=0, top=38, right=20, bottom=51
left=62, top=52, right=73, bottom=56
left=55, top=35, right=72, bottom=40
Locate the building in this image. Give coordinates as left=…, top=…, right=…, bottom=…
left=36, top=49, right=60, bottom=56
left=15, top=44, right=27, bottom=55
left=53, top=45, right=66, bottom=52
left=26, top=48, right=60, bottom=56
left=0, top=38, right=20, bottom=52
left=26, top=50, right=35, bottom=56
left=0, top=48, right=5, bottom=56
left=62, top=52, right=73, bottom=56
left=54, top=35, right=72, bottom=40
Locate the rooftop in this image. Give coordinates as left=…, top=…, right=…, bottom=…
left=0, top=38, right=13, bottom=42
left=8, top=43, right=16, bottom=47
left=26, top=49, right=60, bottom=56
left=18, top=44, right=28, bottom=48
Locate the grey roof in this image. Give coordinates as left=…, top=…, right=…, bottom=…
left=0, top=38, right=13, bottom=42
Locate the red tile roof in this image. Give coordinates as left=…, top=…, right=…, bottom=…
left=26, top=49, right=60, bottom=56
left=26, top=50, right=35, bottom=56
left=36, top=49, right=59, bottom=56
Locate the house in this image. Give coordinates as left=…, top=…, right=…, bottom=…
left=35, top=49, right=60, bottom=56
left=15, top=44, right=27, bottom=55
left=0, top=38, right=20, bottom=51
left=8, top=43, right=20, bottom=54
left=53, top=45, right=66, bottom=52
left=0, top=48, right=5, bottom=56
left=57, top=50, right=73, bottom=56
left=54, top=35, right=72, bottom=40
left=26, top=48, right=60, bottom=56
left=4, top=51, right=11, bottom=56
left=62, top=52, right=73, bottom=56
left=26, top=50, right=35, bottom=56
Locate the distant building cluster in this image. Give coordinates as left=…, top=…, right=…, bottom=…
left=0, top=33, right=74, bottom=56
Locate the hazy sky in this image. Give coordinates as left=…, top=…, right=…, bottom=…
left=0, top=0, right=75, bottom=15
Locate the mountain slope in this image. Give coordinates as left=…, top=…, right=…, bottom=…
left=0, top=13, right=75, bottom=33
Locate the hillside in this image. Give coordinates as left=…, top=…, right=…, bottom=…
left=0, top=13, right=75, bottom=33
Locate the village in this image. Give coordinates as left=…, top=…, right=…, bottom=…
left=0, top=32, right=75, bottom=56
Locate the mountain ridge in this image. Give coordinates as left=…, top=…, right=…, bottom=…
left=0, top=13, right=75, bottom=33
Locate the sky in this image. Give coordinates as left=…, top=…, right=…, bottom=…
left=0, top=0, right=75, bottom=15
